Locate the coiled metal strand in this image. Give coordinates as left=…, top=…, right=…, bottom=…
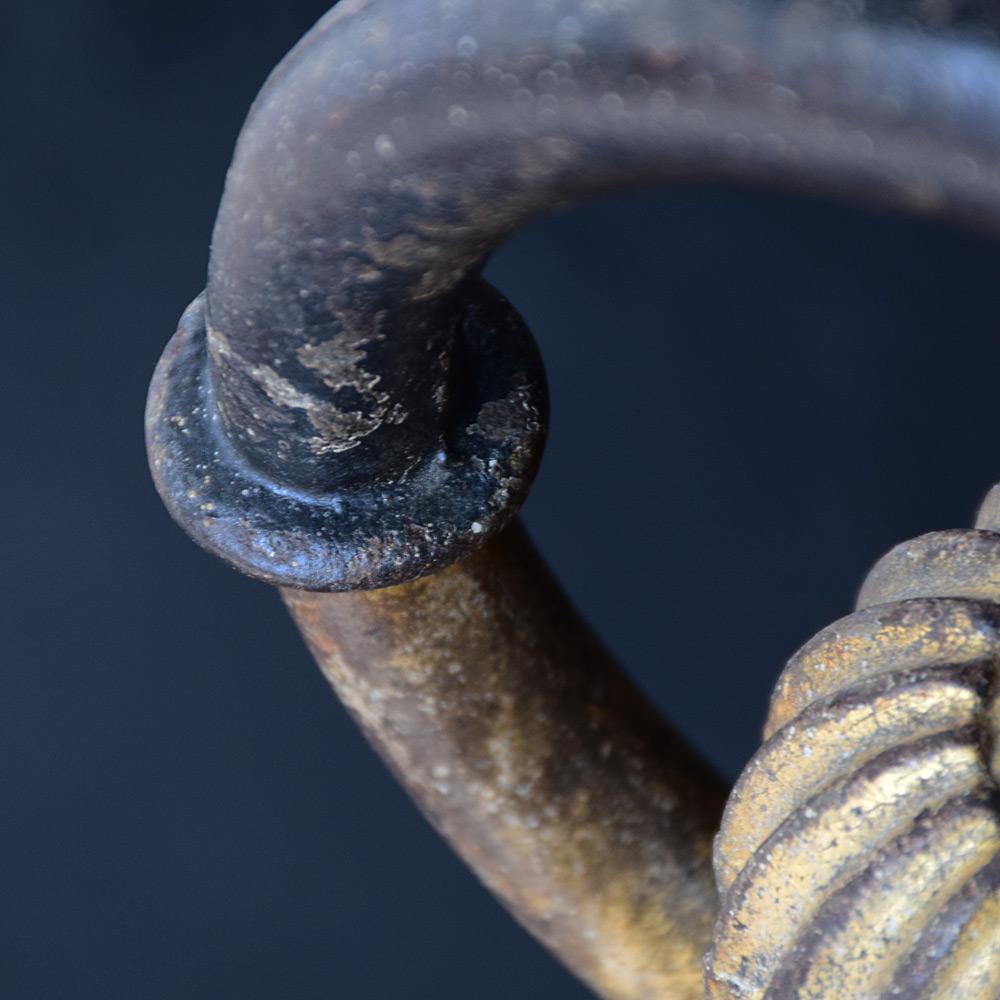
left=707, top=500, right=1000, bottom=999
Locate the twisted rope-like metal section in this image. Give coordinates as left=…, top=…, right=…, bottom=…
left=710, top=511, right=1000, bottom=997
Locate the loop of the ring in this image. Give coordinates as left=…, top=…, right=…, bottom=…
left=145, top=285, right=548, bottom=591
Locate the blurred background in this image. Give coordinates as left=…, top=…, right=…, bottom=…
left=6, top=1, right=1000, bottom=997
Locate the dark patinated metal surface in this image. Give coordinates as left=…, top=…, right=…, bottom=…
left=148, top=0, right=1000, bottom=592
left=147, top=289, right=545, bottom=589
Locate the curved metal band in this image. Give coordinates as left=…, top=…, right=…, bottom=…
left=148, top=0, right=1000, bottom=592
left=283, top=523, right=726, bottom=999
left=145, top=0, right=1000, bottom=995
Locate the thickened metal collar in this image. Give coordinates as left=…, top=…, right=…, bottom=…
left=147, top=286, right=546, bottom=590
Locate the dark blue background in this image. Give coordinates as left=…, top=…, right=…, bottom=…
left=6, top=2, right=1000, bottom=996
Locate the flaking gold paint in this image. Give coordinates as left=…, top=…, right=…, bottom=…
left=715, top=676, right=983, bottom=891
left=709, top=524, right=1000, bottom=999
left=792, top=805, right=999, bottom=999
left=708, top=742, right=984, bottom=998
left=925, top=883, right=1000, bottom=997
left=766, top=599, right=1000, bottom=738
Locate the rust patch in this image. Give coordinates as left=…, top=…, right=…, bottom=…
left=283, top=522, right=724, bottom=1000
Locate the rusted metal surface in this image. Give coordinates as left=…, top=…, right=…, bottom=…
left=283, top=522, right=725, bottom=999
left=145, top=0, right=1000, bottom=995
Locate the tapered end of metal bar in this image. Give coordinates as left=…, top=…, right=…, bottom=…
left=146, top=284, right=546, bottom=591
